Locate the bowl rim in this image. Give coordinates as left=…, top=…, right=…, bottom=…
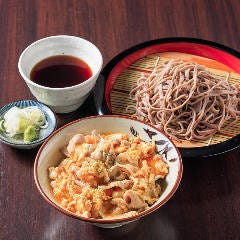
left=18, top=35, right=103, bottom=91
left=34, top=114, right=183, bottom=224
left=0, top=99, right=57, bottom=146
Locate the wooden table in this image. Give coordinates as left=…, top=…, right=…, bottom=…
left=0, top=0, right=240, bottom=239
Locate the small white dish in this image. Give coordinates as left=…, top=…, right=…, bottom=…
left=34, top=115, right=182, bottom=227
left=0, top=100, right=56, bottom=149
left=18, top=35, right=103, bottom=113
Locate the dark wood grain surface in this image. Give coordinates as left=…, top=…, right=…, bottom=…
left=0, top=0, right=240, bottom=239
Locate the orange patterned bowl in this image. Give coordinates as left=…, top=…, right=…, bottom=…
left=34, top=115, right=182, bottom=228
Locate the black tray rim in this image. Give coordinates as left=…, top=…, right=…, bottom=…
left=96, top=37, right=240, bottom=158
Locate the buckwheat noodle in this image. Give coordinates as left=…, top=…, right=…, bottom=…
left=128, top=59, right=240, bottom=141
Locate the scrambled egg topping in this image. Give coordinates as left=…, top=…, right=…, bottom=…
left=49, top=131, right=169, bottom=219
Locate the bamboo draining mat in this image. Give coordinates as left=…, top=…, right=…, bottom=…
left=110, top=52, right=240, bottom=148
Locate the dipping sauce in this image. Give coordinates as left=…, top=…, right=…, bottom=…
left=30, top=55, right=92, bottom=88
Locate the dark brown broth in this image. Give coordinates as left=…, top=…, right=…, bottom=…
left=30, top=55, right=92, bottom=88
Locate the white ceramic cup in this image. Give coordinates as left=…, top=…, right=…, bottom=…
left=18, top=35, right=103, bottom=113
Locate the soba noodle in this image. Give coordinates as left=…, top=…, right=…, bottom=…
left=128, top=59, right=240, bottom=141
